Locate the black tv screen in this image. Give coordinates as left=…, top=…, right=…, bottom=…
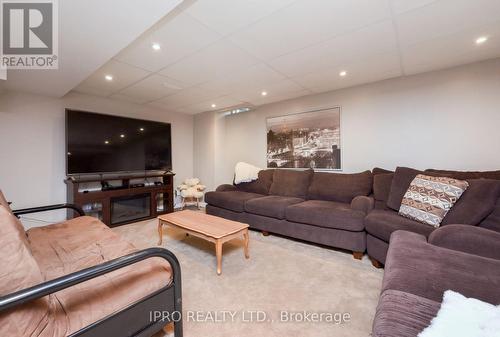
left=66, top=110, right=172, bottom=175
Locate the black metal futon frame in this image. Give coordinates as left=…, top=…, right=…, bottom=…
left=0, top=204, right=183, bottom=337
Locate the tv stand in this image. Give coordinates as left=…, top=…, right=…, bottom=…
left=65, top=172, right=175, bottom=227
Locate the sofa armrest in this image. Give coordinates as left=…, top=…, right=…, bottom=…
left=428, top=225, right=500, bottom=260
left=13, top=203, right=85, bottom=217
left=350, top=196, right=374, bottom=214
left=390, top=230, right=428, bottom=244
left=216, top=184, right=237, bottom=192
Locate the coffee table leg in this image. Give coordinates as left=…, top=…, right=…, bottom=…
left=243, top=229, right=250, bottom=259
left=157, top=220, right=163, bottom=245
left=216, top=239, right=223, bottom=275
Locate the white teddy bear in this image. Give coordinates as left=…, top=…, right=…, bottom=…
left=177, top=178, right=206, bottom=209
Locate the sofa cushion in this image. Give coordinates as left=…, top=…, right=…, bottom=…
left=307, top=170, right=373, bottom=203
left=372, top=167, right=394, bottom=175
left=372, top=290, right=439, bottom=337
left=0, top=206, right=51, bottom=337
left=285, top=200, right=365, bottom=231
left=26, top=216, right=172, bottom=335
left=205, top=190, right=264, bottom=212
left=365, top=209, right=434, bottom=242
left=245, top=196, right=303, bottom=219
left=387, top=167, right=423, bottom=211
left=399, top=174, right=469, bottom=228
left=480, top=199, right=500, bottom=232
left=373, top=173, right=394, bottom=205
left=235, top=169, right=274, bottom=195
left=269, top=169, right=313, bottom=199
left=425, top=169, right=500, bottom=181
left=442, top=179, right=500, bottom=225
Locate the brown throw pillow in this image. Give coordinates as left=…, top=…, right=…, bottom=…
left=235, top=169, right=274, bottom=195
left=441, top=179, right=500, bottom=225
left=387, top=167, right=423, bottom=211
left=398, top=174, right=469, bottom=227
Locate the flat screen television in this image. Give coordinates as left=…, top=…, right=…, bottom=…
left=66, top=110, right=172, bottom=175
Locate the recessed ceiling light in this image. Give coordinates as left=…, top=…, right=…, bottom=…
left=475, top=36, right=488, bottom=45
left=261, top=91, right=268, bottom=96
left=211, top=104, right=217, bottom=108
left=120, top=134, right=125, bottom=138
left=104, top=140, right=110, bottom=144
left=105, top=75, right=113, bottom=81
left=152, top=43, right=161, bottom=51
left=139, top=127, right=144, bottom=131
left=339, top=71, right=347, bottom=77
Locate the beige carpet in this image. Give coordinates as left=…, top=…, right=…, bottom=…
left=113, top=216, right=383, bottom=337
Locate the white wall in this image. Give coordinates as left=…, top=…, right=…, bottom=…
left=194, top=58, right=500, bottom=191
left=0, top=91, right=193, bottom=227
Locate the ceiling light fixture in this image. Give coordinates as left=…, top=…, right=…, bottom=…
left=120, top=134, right=125, bottom=138
left=475, top=36, right=488, bottom=45
left=261, top=91, right=268, bottom=96
left=211, top=104, right=217, bottom=108
left=152, top=43, right=161, bottom=51
left=339, top=71, right=347, bottom=77
left=139, top=127, right=145, bottom=131
left=105, top=75, right=113, bottom=81
left=104, top=140, right=110, bottom=144
left=223, top=107, right=252, bottom=116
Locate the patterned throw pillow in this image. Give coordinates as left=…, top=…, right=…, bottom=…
left=399, top=174, right=469, bottom=227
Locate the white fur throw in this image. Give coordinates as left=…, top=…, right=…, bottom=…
left=234, top=162, right=262, bottom=185
left=418, top=290, right=500, bottom=337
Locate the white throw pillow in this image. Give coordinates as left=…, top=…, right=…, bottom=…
left=418, top=290, right=500, bottom=337
left=234, top=162, right=262, bottom=185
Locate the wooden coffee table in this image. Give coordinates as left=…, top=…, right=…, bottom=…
left=157, top=210, right=250, bottom=275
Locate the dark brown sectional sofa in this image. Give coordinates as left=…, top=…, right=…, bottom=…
left=206, top=169, right=374, bottom=258
left=206, top=167, right=500, bottom=265
left=366, top=167, right=500, bottom=264
left=372, top=225, right=500, bottom=337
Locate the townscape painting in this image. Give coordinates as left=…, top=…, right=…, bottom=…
left=266, top=107, right=341, bottom=170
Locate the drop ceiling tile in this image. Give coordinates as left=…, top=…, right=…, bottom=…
left=185, top=0, right=297, bottom=36
left=389, top=0, right=439, bottom=15
left=114, top=13, right=222, bottom=72
left=148, top=86, right=225, bottom=110
left=116, top=74, right=186, bottom=103
left=229, top=0, right=391, bottom=60
left=159, top=39, right=260, bottom=86
left=245, top=89, right=312, bottom=106
left=196, top=63, right=287, bottom=95
left=78, top=60, right=151, bottom=93
left=230, top=78, right=308, bottom=104
left=293, top=52, right=402, bottom=93
left=109, top=93, right=149, bottom=104
left=269, top=20, right=398, bottom=77
left=401, top=21, right=500, bottom=75
left=395, top=0, right=500, bottom=47
left=73, top=84, right=113, bottom=97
